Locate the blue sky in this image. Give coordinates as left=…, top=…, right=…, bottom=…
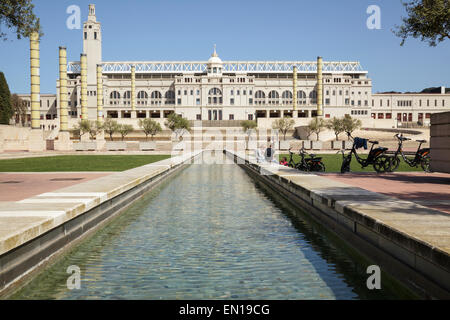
left=0, top=0, right=449, bottom=94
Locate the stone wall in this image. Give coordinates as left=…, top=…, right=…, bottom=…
left=430, top=111, right=450, bottom=173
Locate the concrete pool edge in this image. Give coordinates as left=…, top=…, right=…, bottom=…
left=224, top=150, right=450, bottom=299
left=0, top=151, right=202, bottom=297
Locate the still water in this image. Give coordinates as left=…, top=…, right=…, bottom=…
left=10, top=164, right=410, bottom=299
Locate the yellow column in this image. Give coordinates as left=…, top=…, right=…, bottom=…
left=59, top=47, right=68, bottom=131
left=131, top=65, right=136, bottom=114
left=30, top=32, right=40, bottom=129
left=293, top=66, right=298, bottom=111
left=96, top=64, right=103, bottom=122
left=80, top=53, right=88, bottom=120
left=317, top=56, right=323, bottom=117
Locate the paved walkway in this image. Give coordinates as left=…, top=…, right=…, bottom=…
left=0, top=172, right=113, bottom=201
left=320, top=172, right=450, bottom=214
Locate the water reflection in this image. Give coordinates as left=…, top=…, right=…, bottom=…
left=10, top=164, right=409, bottom=300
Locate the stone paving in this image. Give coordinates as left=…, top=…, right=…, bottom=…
left=320, top=172, right=450, bottom=214
left=0, top=173, right=112, bottom=201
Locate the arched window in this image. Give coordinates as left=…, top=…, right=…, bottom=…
left=123, top=91, right=131, bottom=106
left=208, top=88, right=222, bottom=105
left=282, top=91, right=293, bottom=105
left=268, top=90, right=280, bottom=105
left=165, top=90, right=175, bottom=105
left=297, top=90, right=306, bottom=105
left=137, top=91, right=148, bottom=106
left=255, top=91, right=265, bottom=99
left=109, top=91, right=120, bottom=105
left=151, top=91, right=162, bottom=105
left=309, top=90, right=317, bottom=104
left=254, top=90, right=265, bottom=105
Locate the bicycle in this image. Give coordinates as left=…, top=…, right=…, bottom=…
left=340, top=132, right=391, bottom=174
left=288, top=148, right=326, bottom=172
left=389, top=134, right=431, bottom=173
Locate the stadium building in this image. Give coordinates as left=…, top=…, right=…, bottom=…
left=17, top=4, right=450, bottom=131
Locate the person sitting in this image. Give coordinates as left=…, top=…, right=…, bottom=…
left=280, top=157, right=288, bottom=166
left=255, top=146, right=265, bottom=163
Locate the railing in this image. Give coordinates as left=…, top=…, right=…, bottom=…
left=188, top=120, right=244, bottom=128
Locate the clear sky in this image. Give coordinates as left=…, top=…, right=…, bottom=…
left=0, top=0, right=449, bottom=94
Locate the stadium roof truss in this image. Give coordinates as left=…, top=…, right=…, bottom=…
left=67, top=61, right=367, bottom=74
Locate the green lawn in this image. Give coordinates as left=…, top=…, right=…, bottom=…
left=0, top=155, right=171, bottom=172
left=280, top=154, right=423, bottom=173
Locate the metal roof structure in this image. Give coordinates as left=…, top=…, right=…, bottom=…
left=67, top=61, right=367, bottom=74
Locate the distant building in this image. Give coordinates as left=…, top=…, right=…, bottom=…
left=15, top=5, right=450, bottom=130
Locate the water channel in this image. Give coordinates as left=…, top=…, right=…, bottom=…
left=10, top=164, right=412, bottom=299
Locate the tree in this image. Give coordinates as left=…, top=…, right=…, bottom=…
left=103, top=118, right=119, bottom=141
left=139, top=118, right=162, bottom=141
left=308, top=117, right=326, bottom=141
left=0, top=0, right=42, bottom=40
left=88, top=120, right=103, bottom=140
left=241, top=120, right=257, bottom=149
left=165, top=113, right=190, bottom=140
left=10, top=93, right=26, bottom=126
left=118, top=124, right=134, bottom=141
left=76, top=120, right=91, bottom=138
left=393, top=0, right=450, bottom=46
left=342, top=114, right=362, bottom=140
left=326, top=117, right=345, bottom=141
left=0, top=72, right=13, bottom=124
left=272, top=117, right=295, bottom=141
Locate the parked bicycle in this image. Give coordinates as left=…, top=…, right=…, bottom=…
left=288, top=148, right=326, bottom=172
left=389, top=134, right=431, bottom=172
left=340, top=132, right=391, bottom=173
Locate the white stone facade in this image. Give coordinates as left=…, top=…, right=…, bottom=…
left=15, top=5, right=450, bottom=131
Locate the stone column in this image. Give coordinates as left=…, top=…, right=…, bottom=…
left=55, top=46, right=72, bottom=151
left=80, top=53, right=88, bottom=121
left=28, top=31, right=45, bottom=152
left=96, top=64, right=105, bottom=150
left=96, top=64, right=104, bottom=123
left=317, top=56, right=323, bottom=117
left=131, top=65, right=136, bottom=118
left=80, top=53, right=90, bottom=141
left=293, top=66, right=297, bottom=111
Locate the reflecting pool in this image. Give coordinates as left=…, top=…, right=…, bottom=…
left=10, top=164, right=411, bottom=299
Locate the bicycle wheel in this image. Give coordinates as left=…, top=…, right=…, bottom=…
left=373, top=155, right=391, bottom=173
left=316, top=162, right=326, bottom=172
left=340, top=157, right=351, bottom=173
left=420, top=155, right=432, bottom=173
left=390, top=156, right=400, bottom=172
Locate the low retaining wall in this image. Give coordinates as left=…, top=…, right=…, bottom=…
left=431, top=112, right=450, bottom=173
left=0, top=151, right=202, bottom=297
left=225, top=150, right=450, bottom=299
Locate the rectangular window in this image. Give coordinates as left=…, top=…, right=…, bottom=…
left=94, top=32, right=97, bottom=40
left=177, top=98, right=181, bottom=105
left=229, top=114, right=234, bottom=120
left=386, top=113, right=392, bottom=119
left=196, top=114, right=202, bottom=120
left=230, top=98, right=235, bottom=105
left=196, top=98, right=200, bottom=105
left=325, top=98, right=330, bottom=105
left=84, top=32, right=87, bottom=40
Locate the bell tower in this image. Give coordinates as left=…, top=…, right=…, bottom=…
left=83, top=4, right=102, bottom=85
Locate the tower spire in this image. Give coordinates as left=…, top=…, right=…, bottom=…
left=212, top=44, right=218, bottom=57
